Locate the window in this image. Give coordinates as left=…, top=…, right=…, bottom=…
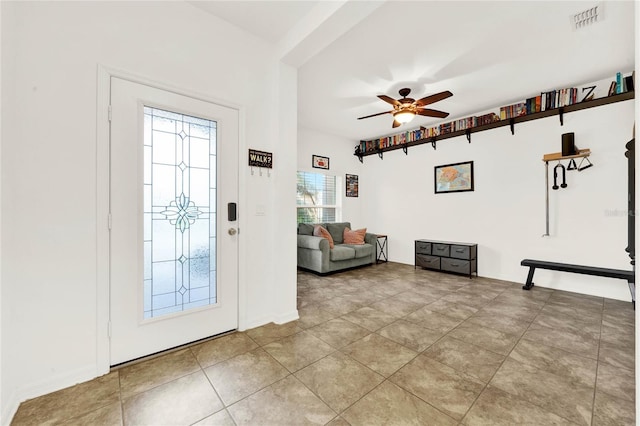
left=297, top=171, right=341, bottom=223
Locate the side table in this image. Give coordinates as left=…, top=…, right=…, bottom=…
left=375, top=234, right=388, bottom=263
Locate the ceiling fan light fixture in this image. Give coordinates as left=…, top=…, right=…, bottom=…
left=394, top=110, right=415, bottom=124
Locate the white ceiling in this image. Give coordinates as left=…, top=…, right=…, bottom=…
left=190, top=1, right=635, bottom=142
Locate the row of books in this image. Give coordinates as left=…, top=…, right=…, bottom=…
left=360, top=112, right=501, bottom=152
left=359, top=74, right=634, bottom=153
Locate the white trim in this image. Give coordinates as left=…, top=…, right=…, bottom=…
left=95, top=64, right=246, bottom=372
left=274, top=310, right=300, bottom=325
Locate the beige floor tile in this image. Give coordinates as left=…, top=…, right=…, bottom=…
left=191, top=332, right=259, bottom=368
left=447, top=322, right=519, bottom=355
left=192, top=409, right=236, bottom=425
left=404, top=307, right=463, bottom=333
left=12, top=371, right=120, bottom=425
left=424, top=336, right=505, bottom=383
left=440, top=291, right=494, bottom=309
left=341, top=306, right=398, bottom=332
left=462, top=385, right=575, bottom=426
left=598, top=340, right=635, bottom=371
left=425, top=299, right=479, bottom=320
left=478, top=301, right=542, bottom=322
left=377, top=319, right=444, bottom=352
left=391, top=289, right=440, bottom=305
left=533, top=310, right=601, bottom=337
left=370, top=295, right=425, bottom=317
left=119, top=348, right=201, bottom=398
left=341, top=380, right=457, bottom=426
left=600, top=321, right=634, bottom=346
left=466, top=310, right=531, bottom=336
left=59, top=402, right=122, bottom=426
left=390, top=355, right=484, bottom=420
left=306, top=318, right=370, bottom=348
left=541, top=302, right=602, bottom=324
left=296, top=305, right=337, bottom=329
left=596, top=362, right=634, bottom=402
left=245, top=321, right=303, bottom=346
left=295, top=351, right=384, bottom=413
left=509, top=338, right=597, bottom=388
left=592, top=390, right=635, bottom=426
left=122, top=371, right=223, bottom=426
left=204, top=347, right=289, bottom=405
left=342, top=333, right=417, bottom=377
left=522, top=323, right=599, bottom=359
left=325, top=416, right=351, bottom=426
left=227, top=375, right=336, bottom=426
left=262, top=331, right=335, bottom=372
left=318, top=296, right=365, bottom=315
left=490, top=358, right=594, bottom=425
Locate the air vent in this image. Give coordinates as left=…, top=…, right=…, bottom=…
left=572, top=4, right=603, bottom=30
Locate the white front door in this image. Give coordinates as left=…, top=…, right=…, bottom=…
left=109, top=77, right=239, bottom=365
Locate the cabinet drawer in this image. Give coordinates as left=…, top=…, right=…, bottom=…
left=432, top=243, right=450, bottom=257
left=441, top=257, right=471, bottom=274
left=415, top=241, right=431, bottom=255
left=450, top=245, right=471, bottom=260
left=416, top=254, right=440, bottom=269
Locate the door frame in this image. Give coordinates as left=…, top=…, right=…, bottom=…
left=96, top=65, right=247, bottom=375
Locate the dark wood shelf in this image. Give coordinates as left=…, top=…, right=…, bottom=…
left=356, top=91, right=635, bottom=160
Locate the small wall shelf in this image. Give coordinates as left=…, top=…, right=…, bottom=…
left=355, top=91, right=634, bottom=161
left=542, top=148, right=591, bottom=162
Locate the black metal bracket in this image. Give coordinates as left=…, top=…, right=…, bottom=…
left=377, top=149, right=383, bottom=160
left=465, top=129, right=471, bottom=143
left=509, top=119, right=515, bottom=135
left=430, top=137, right=437, bottom=150
left=357, top=155, right=363, bottom=164
left=559, top=107, right=564, bottom=126
left=402, top=145, right=408, bottom=155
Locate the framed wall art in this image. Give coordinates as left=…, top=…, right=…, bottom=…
left=434, top=161, right=474, bottom=194
left=312, top=155, right=330, bottom=170
left=345, top=174, right=358, bottom=197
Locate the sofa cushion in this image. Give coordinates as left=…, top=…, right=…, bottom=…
left=327, top=222, right=350, bottom=245
left=343, top=227, right=367, bottom=245
left=343, top=243, right=374, bottom=259
left=313, top=225, right=334, bottom=249
left=298, top=223, right=314, bottom=236
left=330, top=245, right=356, bottom=261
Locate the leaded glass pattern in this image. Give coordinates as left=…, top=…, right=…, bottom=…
left=144, top=106, right=217, bottom=319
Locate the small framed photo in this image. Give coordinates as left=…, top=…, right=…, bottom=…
left=434, top=161, right=474, bottom=194
left=346, top=174, right=358, bottom=197
left=312, top=155, right=330, bottom=170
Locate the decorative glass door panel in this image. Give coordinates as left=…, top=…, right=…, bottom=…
left=143, top=107, right=217, bottom=319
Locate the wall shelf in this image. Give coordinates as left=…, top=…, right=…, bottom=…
left=355, top=91, right=634, bottom=161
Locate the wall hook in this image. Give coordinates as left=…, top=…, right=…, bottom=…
left=466, top=129, right=471, bottom=143
left=558, top=107, right=564, bottom=126
left=430, top=137, right=437, bottom=150
left=402, top=145, right=408, bottom=155
left=509, top=118, right=515, bottom=135
left=377, top=150, right=383, bottom=160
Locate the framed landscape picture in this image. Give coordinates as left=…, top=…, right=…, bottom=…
left=312, top=155, right=329, bottom=170
left=346, top=174, right=358, bottom=197
left=434, top=161, right=474, bottom=194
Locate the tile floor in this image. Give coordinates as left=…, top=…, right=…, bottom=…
left=11, top=262, right=636, bottom=425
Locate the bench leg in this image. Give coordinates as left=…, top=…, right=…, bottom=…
left=522, top=267, right=535, bottom=290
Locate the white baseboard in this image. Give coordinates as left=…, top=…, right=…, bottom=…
left=2, top=364, right=98, bottom=425
left=274, top=310, right=299, bottom=324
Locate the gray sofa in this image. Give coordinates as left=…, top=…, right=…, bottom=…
left=297, top=222, right=376, bottom=274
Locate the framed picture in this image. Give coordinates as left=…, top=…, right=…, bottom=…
left=346, top=174, right=358, bottom=197
left=312, top=155, right=330, bottom=170
left=434, top=161, right=474, bottom=194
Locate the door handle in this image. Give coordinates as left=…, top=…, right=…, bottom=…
left=228, top=228, right=237, bottom=236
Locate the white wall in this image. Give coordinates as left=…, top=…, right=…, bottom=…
left=297, top=127, right=365, bottom=228
left=359, top=101, right=635, bottom=301
left=1, top=1, right=297, bottom=422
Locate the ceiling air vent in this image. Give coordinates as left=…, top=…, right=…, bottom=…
left=572, top=4, right=603, bottom=30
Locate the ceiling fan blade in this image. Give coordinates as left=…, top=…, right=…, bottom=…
left=417, top=108, right=450, bottom=118
left=357, top=110, right=393, bottom=120
left=415, top=90, right=453, bottom=107
left=378, top=95, right=401, bottom=107
left=392, top=119, right=402, bottom=128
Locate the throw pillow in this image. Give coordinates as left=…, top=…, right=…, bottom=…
left=313, top=225, right=335, bottom=249
left=343, top=227, right=367, bottom=245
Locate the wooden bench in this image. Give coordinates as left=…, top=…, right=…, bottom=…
left=520, top=259, right=635, bottom=303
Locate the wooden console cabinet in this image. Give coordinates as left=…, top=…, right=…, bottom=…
left=415, top=239, right=478, bottom=278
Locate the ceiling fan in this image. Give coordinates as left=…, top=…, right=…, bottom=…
left=358, top=88, right=453, bottom=128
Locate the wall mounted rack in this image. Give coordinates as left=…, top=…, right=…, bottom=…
left=354, top=91, right=634, bottom=162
